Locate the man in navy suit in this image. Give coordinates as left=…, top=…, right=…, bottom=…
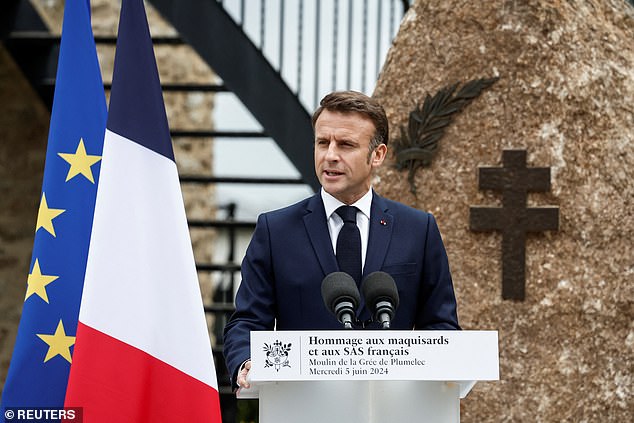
left=224, top=91, right=460, bottom=390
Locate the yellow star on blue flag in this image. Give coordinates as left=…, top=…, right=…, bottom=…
left=58, top=138, right=102, bottom=183
left=25, top=259, right=59, bottom=303
left=36, top=193, right=65, bottom=237
left=37, top=320, right=76, bottom=364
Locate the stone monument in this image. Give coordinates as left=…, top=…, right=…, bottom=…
left=374, top=0, right=633, bottom=421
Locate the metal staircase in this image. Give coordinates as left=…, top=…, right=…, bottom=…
left=2, top=1, right=408, bottom=420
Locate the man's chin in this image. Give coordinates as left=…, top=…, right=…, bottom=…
left=319, top=177, right=343, bottom=191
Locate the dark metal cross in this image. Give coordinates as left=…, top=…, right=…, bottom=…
left=470, top=150, right=559, bottom=300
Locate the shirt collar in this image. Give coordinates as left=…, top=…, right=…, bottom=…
left=321, top=188, right=373, bottom=220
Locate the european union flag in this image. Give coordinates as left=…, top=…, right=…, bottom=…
left=1, top=0, right=106, bottom=410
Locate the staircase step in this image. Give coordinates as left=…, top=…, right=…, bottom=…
left=195, top=263, right=242, bottom=272
left=188, top=219, right=256, bottom=229
left=171, top=130, right=267, bottom=138
left=204, top=303, right=237, bottom=313
left=106, top=82, right=229, bottom=92
left=95, top=35, right=183, bottom=45
left=7, top=31, right=182, bottom=44
left=180, top=175, right=305, bottom=185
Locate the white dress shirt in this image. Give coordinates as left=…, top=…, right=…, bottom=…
left=321, top=188, right=373, bottom=271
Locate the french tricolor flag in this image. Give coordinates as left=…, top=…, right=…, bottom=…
left=64, top=0, right=222, bottom=421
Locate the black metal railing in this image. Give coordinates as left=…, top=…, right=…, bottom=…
left=218, top=0, right=409, bottom=110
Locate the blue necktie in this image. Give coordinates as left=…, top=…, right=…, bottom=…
left=336, top=206, right=362, bottom=286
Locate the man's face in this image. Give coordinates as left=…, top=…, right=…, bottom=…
left=314, top=109, right=387, bottom=204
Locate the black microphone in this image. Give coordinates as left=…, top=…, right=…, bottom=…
left=361, top=271, right=400, bottom=329
left=321, top=272, right=361, bottom=329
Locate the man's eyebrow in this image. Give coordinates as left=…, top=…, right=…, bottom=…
left=338, top=138, right=358, bottom=145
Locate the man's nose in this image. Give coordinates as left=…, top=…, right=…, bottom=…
left=325, top=143, right=339, bottom=161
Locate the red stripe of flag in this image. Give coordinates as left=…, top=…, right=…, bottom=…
left=65, top=322, right=221, bottom=423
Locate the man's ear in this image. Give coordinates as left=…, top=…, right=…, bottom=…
left=371, top=144, right=388, bottom=167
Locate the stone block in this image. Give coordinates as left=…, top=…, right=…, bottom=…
left=374, top=1, right=633, bottom=420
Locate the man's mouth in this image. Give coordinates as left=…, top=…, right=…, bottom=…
left=324, top=170, right=344, bottom=177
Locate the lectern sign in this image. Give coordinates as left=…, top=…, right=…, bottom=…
left=250, top=330, right=499, bottom=382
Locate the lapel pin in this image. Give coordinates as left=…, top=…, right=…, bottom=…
left=380, top=219, right=387, bottom=226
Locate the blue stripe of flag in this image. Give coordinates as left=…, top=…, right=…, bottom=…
left=106, top=0, right=174, bottom=161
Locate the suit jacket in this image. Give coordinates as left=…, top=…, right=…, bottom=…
left=223, top=192, right=460, bottom=382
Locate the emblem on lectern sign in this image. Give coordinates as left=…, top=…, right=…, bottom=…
left=263, top=340, right=292, bottom=371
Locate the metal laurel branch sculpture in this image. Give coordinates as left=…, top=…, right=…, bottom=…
left=394, top=77, right=499, bottom=195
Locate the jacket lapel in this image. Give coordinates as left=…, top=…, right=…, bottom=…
left=303, top=194, right=339, bottom=276
left=363, top=193, right=394, bottom=278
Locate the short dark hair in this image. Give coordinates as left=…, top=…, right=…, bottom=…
left=311, top=91, right=389, bottom=149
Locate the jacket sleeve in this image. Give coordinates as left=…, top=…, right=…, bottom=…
left=415, top=214, right=461, bottom=330
left=223, top=213, right=277, bottom=386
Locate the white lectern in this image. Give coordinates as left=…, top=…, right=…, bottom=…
left=238, top=330, right=499, bottom=423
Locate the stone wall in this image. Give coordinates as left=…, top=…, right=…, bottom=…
left=374, top=0, right=633, bottom=421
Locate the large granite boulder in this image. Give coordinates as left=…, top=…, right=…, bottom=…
left=374, top=1, right=633, bottom=421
